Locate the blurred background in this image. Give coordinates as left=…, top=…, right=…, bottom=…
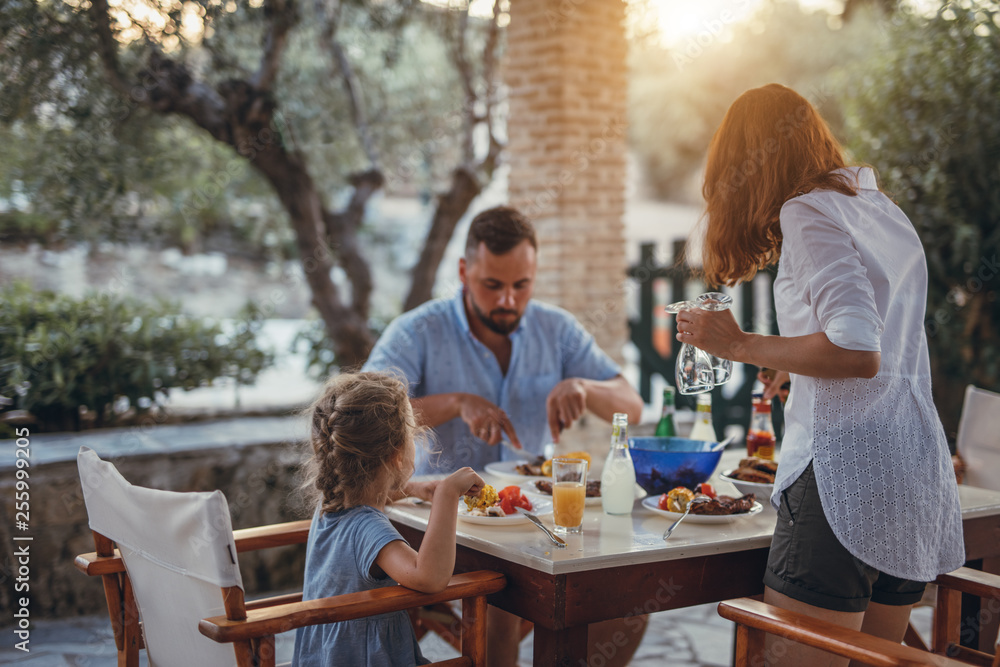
left=1, top=0, right=997, bottom=439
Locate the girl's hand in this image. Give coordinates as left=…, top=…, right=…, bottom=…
left=674, top=307, right=748, bottom=361
left=439, top=467, right=485, bottom=500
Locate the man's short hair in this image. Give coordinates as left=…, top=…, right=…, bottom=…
left=465, top=206, right=537, bottom=260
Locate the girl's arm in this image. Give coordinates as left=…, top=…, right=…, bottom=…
left=676, top=309, right=881, bottom=380
left=374, top=467, right=483, bottom=593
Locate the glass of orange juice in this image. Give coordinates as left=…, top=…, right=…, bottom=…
left=551, top=457, right=588, bottom=534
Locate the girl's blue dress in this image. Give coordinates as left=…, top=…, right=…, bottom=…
left=292, top=505, right=429, bottom=666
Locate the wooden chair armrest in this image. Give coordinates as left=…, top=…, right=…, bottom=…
left=245, top=592, right=303, bottom=611
left=935, top=567, right=1000, bottom=599
left=718, top=597, right=969, bottom=666
left=200, top=571, right=506, bottom=644
left=75, top=520, right=312, bottom=576
left=233, top=520, right=311, bottom=552
left=75, top=551, right=125, bottom=576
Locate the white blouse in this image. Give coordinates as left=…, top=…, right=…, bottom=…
left=772, top=167, right=965, bottom=581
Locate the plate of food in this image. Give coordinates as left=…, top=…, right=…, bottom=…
left=641, top=485, right=762, bottom=524
left=483, top=451, right=593, bottom=484
left=483, top=459, right=547, bottom=484
left=719, top=457, right=777, bottom=499
left=458, top=484, right=552, bottom=525
left=525, top=479, right=647, bottom=506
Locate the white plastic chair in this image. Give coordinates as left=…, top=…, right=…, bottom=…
left=957, top=385, right=1000, bottom=491
left=74, top=446, right=504, bottom=667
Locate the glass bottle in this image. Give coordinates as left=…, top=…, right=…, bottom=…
left=688, top=393, right=718, bottom=442
left=601, top=413, right=636, bottom=515
left=654, top=386, right=677, bottom=437
left=746, top=392, right=776, bottom=460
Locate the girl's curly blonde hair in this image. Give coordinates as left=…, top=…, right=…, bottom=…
left=300, top=371, right=417, bottom=514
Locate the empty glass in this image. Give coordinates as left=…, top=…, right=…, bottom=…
left=665, top=300, right=715, bottom=395
left=665, top=292, right=735, bottom=394
left=696, top=292, right=734, bottom=385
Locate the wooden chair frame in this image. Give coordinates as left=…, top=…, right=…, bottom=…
left=76, top=518, right=505, bottom=667
left=719, top=567, right=1000, bottom=667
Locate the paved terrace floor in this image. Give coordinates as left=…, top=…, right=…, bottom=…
left=1, top=601, right=933, bottom=666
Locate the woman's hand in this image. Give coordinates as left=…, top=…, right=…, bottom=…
left=674, top=307, right=749, bottom=361
left=758, top=368, right=791, bottom=403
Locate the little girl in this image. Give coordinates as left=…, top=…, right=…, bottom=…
left=292, top=371, right=484, bottom=667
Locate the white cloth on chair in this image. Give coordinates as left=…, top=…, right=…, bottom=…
left=77, top=446, right=242, bottom=667
left=957, top=385, right=1000, bottom=491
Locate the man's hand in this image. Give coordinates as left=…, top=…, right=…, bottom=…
left=458, top=394, right=522, bottom=448
left=546, top=378, right=588, bottom=443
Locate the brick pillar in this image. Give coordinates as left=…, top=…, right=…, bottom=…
left=506, top=0, right=629, bottom=365
left=506, top=0, right=631, bottom=452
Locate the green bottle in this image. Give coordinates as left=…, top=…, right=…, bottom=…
left=655, top=386, right=677, bottom=437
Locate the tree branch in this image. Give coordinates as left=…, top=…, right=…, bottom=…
left=323, top=170, right=383, bottom=320
left=478, top=0, right=504, bottom=177
left=449, top=4, right=476, bottom=165
left=318, top=0, right=380, bottom=168
left=253, top=0, right=298, bottom=91
left=88, top=0, right=135, bottom=99
left=403, top=167, right=482, bottom=312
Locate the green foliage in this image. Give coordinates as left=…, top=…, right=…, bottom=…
left=292, top=317, right=387, bottom=381
left=840, top=1, right=1000, bottom=426
left=629, top=1, right=884, bottom=199
left=0, top=1, right=473, bottom=255
left=0, top=283, right=274, bottom=431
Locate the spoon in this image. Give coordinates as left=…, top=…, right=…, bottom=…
left=662, top=497, right=710, bottom=540
left=710, top=434, right=737, bottom=452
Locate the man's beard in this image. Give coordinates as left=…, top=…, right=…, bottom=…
left=471, top=300, right=521, bottom=335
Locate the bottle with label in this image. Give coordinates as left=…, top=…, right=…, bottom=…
left=654, top=386, right=677, bottom=437
left=601, top=413, right=636, bottom=515
left=688, top=393, right=718, bottom=442
left=746, top=392, right=776, bottom=460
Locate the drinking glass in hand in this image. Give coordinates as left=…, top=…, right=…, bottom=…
left=666, top=300, right=715, bottom=395
left=695, top=292, right=734, bottom=385
left=551, top=458, right=588, bottom=534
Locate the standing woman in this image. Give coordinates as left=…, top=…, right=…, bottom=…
left=676, top=83, right=964, bottom=665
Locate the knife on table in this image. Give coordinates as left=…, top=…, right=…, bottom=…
left=515, top=507, right=566, bottom=548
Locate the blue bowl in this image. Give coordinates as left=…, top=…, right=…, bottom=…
left=627, top=437, right=723, bottom=497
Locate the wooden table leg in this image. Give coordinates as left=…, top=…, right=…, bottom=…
left=533, top=624, right=589, bottom=667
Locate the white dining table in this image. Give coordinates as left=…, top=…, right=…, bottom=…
left=387, top=449, right=1000, bottom=665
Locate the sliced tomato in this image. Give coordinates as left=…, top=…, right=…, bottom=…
left=696, top=483, right=717, bottom=499
left=657, top=493, right=671, bottom=511
left=497, top=486, right=532, bottom=514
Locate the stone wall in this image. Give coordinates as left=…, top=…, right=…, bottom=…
left=0, top=418, right=310, bottom=622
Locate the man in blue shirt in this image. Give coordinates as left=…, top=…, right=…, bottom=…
left=364, top=205, right=643, bottom=475
left=365, top=206, right=646, bottom=667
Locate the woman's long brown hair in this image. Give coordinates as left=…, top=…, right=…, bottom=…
left=701, top=83, right=860, bottom=287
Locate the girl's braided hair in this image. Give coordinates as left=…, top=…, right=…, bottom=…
left=301, top=371, right=417, bottom=514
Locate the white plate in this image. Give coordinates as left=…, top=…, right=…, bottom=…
left=457, top=494, right=552, bottom=525
left=718, top=469, right=774, bottom=499
left=640, top=496, right=763, bottom=523
left=483, top=460, right=548, bottom=484
left=524, top=481, right=647, bottom=506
